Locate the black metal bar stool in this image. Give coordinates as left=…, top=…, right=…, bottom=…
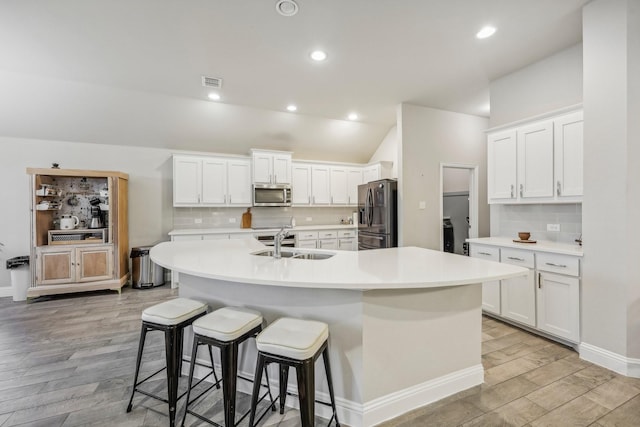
left=126, top=297, right=210, bottom=427
left=181, top=306, right=276, bottom=427
left=248, top=317, right=340, bottom=427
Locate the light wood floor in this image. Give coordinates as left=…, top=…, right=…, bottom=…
left=1, top=287, right=639, bottom=427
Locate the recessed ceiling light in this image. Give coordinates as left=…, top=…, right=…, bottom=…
left=476, top=26, right=496, bottom=39
left=276, top=0, right=299, bottom=17
left=348, top=113, right=358, bottom=121
left=208, top=93, right=221, bottom=101
left=286, top=105, right=297, bottom=112
left=310, top=50, right=328, bottom=62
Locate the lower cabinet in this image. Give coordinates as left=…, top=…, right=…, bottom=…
left=500, top=249, right=536, bottom=327
left=470, top=245, right=501, bottom=315
left=295, top=231, right=318, bottom=249
left=36, top=245, right=113, bottom=285
left=470, top=242, right=581, bottom=343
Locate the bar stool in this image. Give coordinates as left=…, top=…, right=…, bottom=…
left=248, top=317, right=340, bottom=427
left=181, top=306, right=276, bottom=427
left=126, top=297, right=210, bottom=427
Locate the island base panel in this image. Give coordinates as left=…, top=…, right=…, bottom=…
left=178, top=275, right=484, bottom=427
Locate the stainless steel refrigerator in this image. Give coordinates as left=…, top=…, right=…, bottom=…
left=357, top=179, right=397, bottom=250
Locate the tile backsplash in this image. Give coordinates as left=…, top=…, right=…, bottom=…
left=490, top=203, right=582, bottom=243
left=173, top=206, right=357, bottom=229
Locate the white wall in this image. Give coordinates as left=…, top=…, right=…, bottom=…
left=489, top=43, right=583, bottom=127
left=582, top=0, right=640, bottom=361
left=0, top=137, right=177, bottom=289
left=443, top=168, right=470, bottom=194
left=398, top=104, right=489, bottom=249
left=368, top=126, right=398, bottom=178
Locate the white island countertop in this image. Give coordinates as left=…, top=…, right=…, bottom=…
left=151, top=238, right=527, bottom=290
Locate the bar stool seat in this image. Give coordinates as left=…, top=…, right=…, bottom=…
left=182, top=307, right=275, bottom=427
left=193, top=306, right=264, bottom=341
left=249, top=318, right=340, bottom=427
left=127, top=298, right=209, bottom=427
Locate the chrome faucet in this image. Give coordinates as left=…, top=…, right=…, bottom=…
left=273, top=226, right=291, bottom=259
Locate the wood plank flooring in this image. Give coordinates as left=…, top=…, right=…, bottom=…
left=1, top=286, right=639, bottom=426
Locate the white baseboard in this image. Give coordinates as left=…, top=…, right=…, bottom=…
left=185, top=356, right=483, bottom=427
left=580, top=342, right=640, bottom=378
left=363, top=364, right=484, bottom=426
left=0, top=286, right=13, bottom=298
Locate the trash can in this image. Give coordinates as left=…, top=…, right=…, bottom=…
left=130, top=246, right=165, bottom=289
left=6, top=256, right=30, bottom=302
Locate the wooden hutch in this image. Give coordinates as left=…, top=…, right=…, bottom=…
left=27, top=168, right=129, bottom=298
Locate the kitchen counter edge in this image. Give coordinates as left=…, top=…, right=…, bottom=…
left=466, top=237, right=583, bottom=257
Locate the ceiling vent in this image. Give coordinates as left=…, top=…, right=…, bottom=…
left=201, top=76, right=223, bottom=89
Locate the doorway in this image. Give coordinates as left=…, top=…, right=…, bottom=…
left=439, top=163, right=479, bottom=255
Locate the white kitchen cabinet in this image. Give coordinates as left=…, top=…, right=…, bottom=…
left=487, top=130, right=517, bottom=202
left=362, top=161, right=393, bottom=184
left=295, top=231, right=318, bottom=249
left=337, top=230, right=357, bottom=251
left=311, top=165, right=331, bottom=205
left=470, top=245, right=501, bottom=315
left=173, top=156, right=201, bottom=205
left=517, top=120, right=554, bottom=200
left=554, top=111, right=584, bottom=199
left=318, top=230, right=338, bottom=250
left=291, top=163, right=312, bottom=205
left=251, top=149, right=291, bottom=184
left=226, top=160, right=252, bottom=205
left=173, top=155, right=251, bottom=207
left=201, top=158, right=227, bottom=204
left=330, top=167, right=348, bottom=205
left=346, top=169, right=363, bottom=205
left=487, top=109, right=583, bottom=204
left=500, top=248, right=536, bottom=327
left=535, top=252, right=580, bottom=342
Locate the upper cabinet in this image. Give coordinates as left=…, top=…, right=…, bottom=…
left=362, top=161, right=393, bottom=184
left=487, top=109, right=583, bottom=204
left=173, top=155, right=251, bottom=207
left=251, top=149, right=292, bottom=184
left=291, top=162, right=375, bottom=206
left=554, top=111, right=584, bottom=198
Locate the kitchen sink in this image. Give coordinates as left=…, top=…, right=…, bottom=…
left=251, top=249, right=334, bottom=260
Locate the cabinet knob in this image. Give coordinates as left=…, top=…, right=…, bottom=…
left=557, top=181, right=562, bottom=196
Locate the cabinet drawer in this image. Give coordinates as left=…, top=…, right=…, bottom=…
left=470, top=245, right=499, bottom=261
left=501, top=248, right=534, bottom=268
left=338, top=230, right=356, bottom=238
left=318, top=230, right=337, bottom=239
left=296, top=231, right=318, bottom=240
left=536, top=253, right=580, bottom=276
left=172, top=234, right=203, bottom=241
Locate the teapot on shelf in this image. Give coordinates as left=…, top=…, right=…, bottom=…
left=60, top=215, right=79, bottom=230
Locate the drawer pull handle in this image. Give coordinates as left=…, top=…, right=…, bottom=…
left=510, top=184, right=515, bottom=198
left=478, top=252, right=492, bottom=256
left=538, top=272, right=542, bottom=288
left=507, top=256, right=525, bottom=261
left=545, top=262, right=567, bottom=268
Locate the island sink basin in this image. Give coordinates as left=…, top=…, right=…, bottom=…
left=251, top=249, right=334, bottom=260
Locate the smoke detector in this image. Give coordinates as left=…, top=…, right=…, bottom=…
left=276, top=0, right=298, bottom=17
left=201, top=76, right=223, bottom=89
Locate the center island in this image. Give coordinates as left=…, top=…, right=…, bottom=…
left=151, top=238, right=527, bottom=426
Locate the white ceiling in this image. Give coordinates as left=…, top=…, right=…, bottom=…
left=0, top=0, right=587, bottom=162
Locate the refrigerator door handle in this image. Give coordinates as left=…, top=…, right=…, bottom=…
left=367, top=188, right=373, bottom=226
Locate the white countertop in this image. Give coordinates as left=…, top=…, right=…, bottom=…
left=466, top=237, right=583, bottom=257
left=168, top=224, right=356, bottom=236
left=151, top=238, right=528, bottom=290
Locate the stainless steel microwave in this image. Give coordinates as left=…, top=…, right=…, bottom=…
left=253, top=184, right=292, bottom=207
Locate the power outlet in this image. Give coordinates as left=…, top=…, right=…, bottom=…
left=418, top=201, right=426, bottom=210
left=228, top=218, right=236, bottom=223
left=547, top=223, right=560, bottom=232
left=306, top=217, right=313, bottom=222
left=194, top=218, right=202, bottom=224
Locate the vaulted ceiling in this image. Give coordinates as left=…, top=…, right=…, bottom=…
left=0, top=0, right=587, bottom=162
